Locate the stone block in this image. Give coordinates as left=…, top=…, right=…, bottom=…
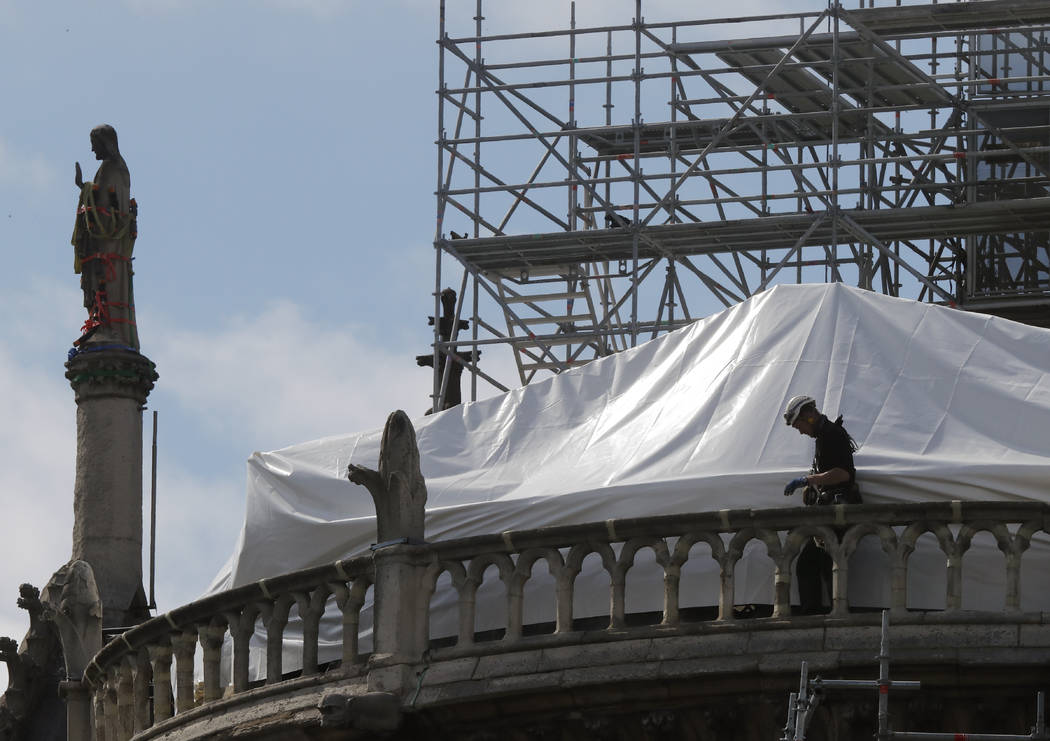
left=758, top=651, right=839, bottom=674
left=560, top=661, right=663, bottom=688
left=956, top=647, right=1050, bottom=666
left=885, top=647, right=958, bottom=665
left=1019, top=624, right=1050, bottom=648
left=648, top=632, right=749, bottom=661
left=889, top=623, right=1018, bottom=649
left=658, top=654, right=760, bottom=678
left=423, top=679, right=492, bottom=706
left=747, top=627, right=824, bottom=654
left=539, top=638, right=652, bottom=671
left=485, top=670, right=565, bottom=697
left=418, top=657, right=479, bottom=685
left=475, top=650, right=544, bottom=679
left=824, top=625, right=882, bottom=651
left=836, top=649, right=887, bottom=669
left=366, top=664, right=416, bottom=695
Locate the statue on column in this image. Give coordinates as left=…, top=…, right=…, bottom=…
left=416, top=287, right=480, bottom=412
left=71, top=125, right=139, bottom=350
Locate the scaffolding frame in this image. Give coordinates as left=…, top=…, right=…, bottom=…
left=432, top=0, right=1050, bottom=410
left=782, top=611, right=1049, bottom=740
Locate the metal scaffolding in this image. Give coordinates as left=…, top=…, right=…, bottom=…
left=432, top=0, right=1050, bottom=409
left=782, top=611, right=1049, bottom=740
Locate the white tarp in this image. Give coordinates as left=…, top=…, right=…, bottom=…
left=207, top=283, right=1050, bottom=670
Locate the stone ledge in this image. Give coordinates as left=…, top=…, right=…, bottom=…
left=647, top=632, right=750, bottom=660
left=1019, top=623, right=1050, bottom=645
left=133, top=670, right=367, bottom=741
left=417, top=656, right=478, bottom=685
left=888, top=623, right=1019, bottom=649
left=425, top=609, right=1048, bottom=666
left=748, top=627, right=825, bottom=654
left=137, top=616, right=1050, bottom=741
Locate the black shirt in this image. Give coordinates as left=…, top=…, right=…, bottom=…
left=813, top=414, right=856, bottom=489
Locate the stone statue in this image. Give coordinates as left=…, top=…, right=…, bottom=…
left=0, top=583, right=64, bottom=741
left=39, top=561, right=102, bottom=682
left=0, top=637, right=28, bottom=724
left=416, top=287, right=480, bottom=412
left=346, top=410, right=428, bottom=544
left=71, top=124, right=139, bottom=350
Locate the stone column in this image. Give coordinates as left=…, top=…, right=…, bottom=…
left=58, top=680, right=92, bottom=741
left=346, top=410, right=431, bottom=696
left=368, top=543, right=431, bottom=695
left=65, top=343, right=157, bottom=629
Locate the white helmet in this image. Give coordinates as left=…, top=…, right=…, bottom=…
left=783, top=395, right=816, bottom=425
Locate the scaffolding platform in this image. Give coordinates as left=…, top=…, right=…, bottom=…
left=846, top=0, right=1050, bottom=35
left=446, top=198, right=1050, bottom=273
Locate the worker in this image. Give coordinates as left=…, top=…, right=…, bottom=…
left=782, top=394, right=861, bottom=614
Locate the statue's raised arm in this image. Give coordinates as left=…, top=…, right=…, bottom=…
left=71, top=124, right=139, bottom=350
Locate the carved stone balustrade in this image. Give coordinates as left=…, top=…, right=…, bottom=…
left=83, top=502, right=1050, bottom=740
left=83, top=555, right=374, bottom=740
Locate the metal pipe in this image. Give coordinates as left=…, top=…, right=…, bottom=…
left=568, top=2, right=577, bottom=233
left=783, top=691, right=799, bottom=741
left=148, top=410, right=157, bottom=611
left=434, top=0, right=447, bottom=413
left=474, top=0, right=483, bottom=242
left=830, top=0, right=841, bottom=277
left=443, top=9, right=825, bottom=45
left=878, top=609, right=890, bottom=741
left=815, top=679, right=919, bottom=690
left=631, top=0, right=642, bottom=348
left=471, top=273, right=479, bottom=402
left=442, top=154, right=1050, bottom=199
left=886, top=730, right=1041, bottom=734
left=794, top=659, right=810, bottom=741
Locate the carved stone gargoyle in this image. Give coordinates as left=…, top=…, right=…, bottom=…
left=0, top=582, right=67, bottom=741
left=346, top=410, right=427, bottom=544
left=318, top=691, right=401, bottom=732
left=39, top=561, right=102, bottom=681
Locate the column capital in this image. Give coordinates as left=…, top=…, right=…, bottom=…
left=65, top=347, right=157, bottom=405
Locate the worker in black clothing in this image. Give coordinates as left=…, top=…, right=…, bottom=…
left=782, top=395, right=861, bottom=614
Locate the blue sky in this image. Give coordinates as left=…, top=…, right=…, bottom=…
left=0, top=0, right=849, bottom=667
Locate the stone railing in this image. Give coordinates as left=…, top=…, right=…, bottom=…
left=82, top=555, right=375, bottom=740
left=83, top=501, right=1050, bottom=739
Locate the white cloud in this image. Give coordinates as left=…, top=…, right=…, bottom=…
left=0, top=137, right=57, bottom=192
left=145, top=299, right=429, bottom=451
left=5, top=278, right=84, bottom=351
